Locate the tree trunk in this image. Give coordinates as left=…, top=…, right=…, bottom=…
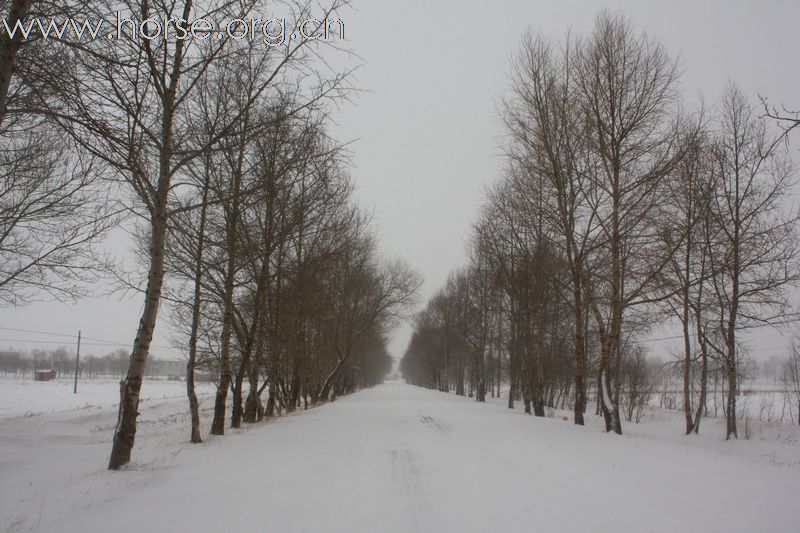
left=522, top=381, right=532, bottom=414
left=573, top=281, right=586, bottom=425
left=230, top=357, right=248, bottom=429
left=0, top=0, right=30, bottom=125
left=108, top=214, right=168, bottom=469
left=682, top=305, right=694, bottom=435
left=691, top=337, right=708, bottom=434
left=456, top=365, right=465, bottom=396
left=210, top=278, right=235, bottom=435
left=726, top=355, right=738, bottom=439
left=210, top=233, right=237, bottom=434
left=185, top=157, right=211, bottom=444
left=266, top=388, right=277, bottom=417
left=508, top=331, right=517, bottom=409
left=243, top=353, right=263, bottom=423
left=596, top=306, right=623, bottom=434
left=533, top=343, right=546, bottom=417
left=186, top=359, right=202, bottom=443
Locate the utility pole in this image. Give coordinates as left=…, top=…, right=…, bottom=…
left=73, top=330, right=81, bottom=394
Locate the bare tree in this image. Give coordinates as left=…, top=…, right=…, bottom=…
left=781, top=339, right=800, bottom=425
left=661, top=127, right=716, bottom=434
left=0, top=0, right=113, bottom=307
left=761, top=97, right=799, bottom=138
left=704, top=83, right=800, bottom=439
left=37, top=0, right=353, bottom=468
left=314, top=247, right=420, bottom=403
left=502, top=30, right=599, bottom=425
left=0, top=127, right=112, bottom=305
left=619, top=344, right=656, bottom=423
left=576, top=11, right=686, bottom=434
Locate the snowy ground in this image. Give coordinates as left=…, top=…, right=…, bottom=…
left=0, top=378, right=205, bottom=419
left=0, top=378, right=216, bottom=532
left=1, top=380, right=799, bottom=533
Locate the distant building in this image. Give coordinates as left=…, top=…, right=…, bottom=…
left=144, top=358, right=185, bottom=379
left=159, top=360, right=185, bottom=378
left=34, top=369, right=57, bottom=381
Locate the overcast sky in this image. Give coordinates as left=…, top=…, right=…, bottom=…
left=1, top=0, right=799, bottom=364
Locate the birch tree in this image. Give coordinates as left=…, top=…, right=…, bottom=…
left=41, top=0, right=352, bottom=468
left=502, top=31, right=599, bottom=425
left=576, top=12, right=686, bottom=434
left=705, top=83, right=799, bottom=439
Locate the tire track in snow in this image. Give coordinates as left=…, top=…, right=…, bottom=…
left=389, top=447, right=422, bottom=531
left=418, top=414, right=451, bottom=432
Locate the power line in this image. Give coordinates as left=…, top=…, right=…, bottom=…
left=0, top=326, right=78, bottom=339
left=0, top=338, right=125, bottom=348
left=638, top=317, right=800, bottom=345
left=0, top=337, right=183, bottom=354
left=0, top=326, right=180, bottom=353
left=0, top=338, right=76, bottom=345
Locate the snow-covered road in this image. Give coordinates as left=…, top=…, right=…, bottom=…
left=6, top=381, right=799, bottom=533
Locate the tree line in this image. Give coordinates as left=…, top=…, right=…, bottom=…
left=401, top=11, right=800, bottom=439
left=1, top=0, right=419, bottom=469
left=0, top=347, right=181, bottom=379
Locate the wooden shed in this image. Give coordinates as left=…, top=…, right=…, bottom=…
left=34, top=369, right=57, bottom=381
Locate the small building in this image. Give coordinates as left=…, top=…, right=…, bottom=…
left=144, top=358, right=186, bottom=379
left=158, top=359, right=186, bottom=379
left=34, top=369, right=57, bottom=381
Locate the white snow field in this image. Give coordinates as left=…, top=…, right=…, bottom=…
left=2, top=380, right=799, bottom=533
